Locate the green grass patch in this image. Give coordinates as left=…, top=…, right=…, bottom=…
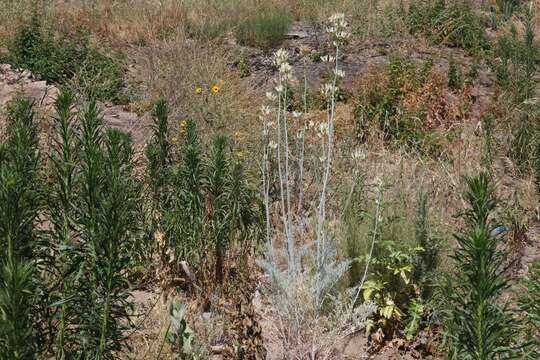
left=235, top=11, right=292, bottom=50
left=407, top=0, right=488, bottom=52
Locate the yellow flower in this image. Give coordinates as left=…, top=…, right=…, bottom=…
left=171, top=136, right=178, bottom=144
left=179, top=120, right=188, bottom=134
left=219, top=79, right=225, bottom=86
left=212, top=85, right=220, bottom=94
left=195, top=87, right=203, bottom=94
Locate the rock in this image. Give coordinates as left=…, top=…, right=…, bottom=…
left=342, top=333, right=370, bottom=359
left=130, top=290, right=156, bottom=305
left=21, top=70, right=32, bottom=79
left=0, top=63, right=152, bottom=151
left=286, top=30, right=309, bottom=39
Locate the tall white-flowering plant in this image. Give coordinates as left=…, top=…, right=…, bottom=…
left=259, top=14, right=374, bottom=359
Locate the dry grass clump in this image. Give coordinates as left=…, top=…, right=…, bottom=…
left=0, top=0, right=36, bottom=46
left=352, top=55, right=477, bottom=156
left=133, top=41, right=262, bottom=156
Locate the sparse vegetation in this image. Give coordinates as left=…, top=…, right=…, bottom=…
left=1, top=1, right=540, bottom=359
left=354, top=56, right=468, bottom=155
left=447, top=57, right=463, bottom=91
left=494, top=7, right=539, bottom=173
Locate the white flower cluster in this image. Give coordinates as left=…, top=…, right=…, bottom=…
left=273, top=48, right=295, bottom=82
left=261, top=105, right=272, bottom=115
left=320, top=55, right=335, bottom=63
left=352, top=147, right=365, bottom=160
left=266, top=91, right=277, bottom=101
left=292, top=111, right=302, bottom=118
left=320, top=83, right=337, bottom=100
left=317, top=122, right=329, bottom=138
left=273, top=48, right=289, bottom=67
left=334, top=69, right=345, bottom=78
left=326, top=13, right=350, bottom=46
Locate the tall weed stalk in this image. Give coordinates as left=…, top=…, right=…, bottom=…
left=0, top=97, right=41, bottom=359
left=259, top=14, right=375, bottom=358
left=77, top=102, right=139, bottom=359
left=47, top=90, right=82, bottom=358
left=446, top=173, right=519, bottom=359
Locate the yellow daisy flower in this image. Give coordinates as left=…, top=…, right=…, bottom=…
left=195, top=87, right=203, bottom=94
left=219, top=79, right=225, bottom=86
left=211, top=85, right=220, bottom=94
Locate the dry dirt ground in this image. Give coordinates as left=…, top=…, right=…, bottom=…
left=238, top=23, right=493, bottom=120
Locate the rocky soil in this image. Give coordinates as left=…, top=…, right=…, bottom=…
left=0, top=63, right=151, bottom=153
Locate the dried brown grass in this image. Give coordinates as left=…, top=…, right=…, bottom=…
left=0, top=0, right=408, bottom=48
left=131, top=40, right=263, bottom=160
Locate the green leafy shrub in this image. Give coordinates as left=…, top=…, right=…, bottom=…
left=163, top=120, right=205, bottom=271
left=142, top=99, right=173, bottom=268
left=46, top=90, right=82, bottom=356
left=235, top=11, right=291, bottom=49
left=6, top=15, right=127, bottom=103
left=345, top=185, right=440, bottom=341
left=408, top=0, right=488, bottom=52
left=0, top=259, right=37, bottom=359
left=362, top=239, right=423, bottom=338
left=235, top=49, right=251, bottom=78
left=207, top=135, right=230, bottom=285
left=445, top=173, right=520, bottom=358
left=0, top=97, right=40, bottom=262
left=167, top=301, right=204, bottom=359
left=0, top=94, right=166, bottom=357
